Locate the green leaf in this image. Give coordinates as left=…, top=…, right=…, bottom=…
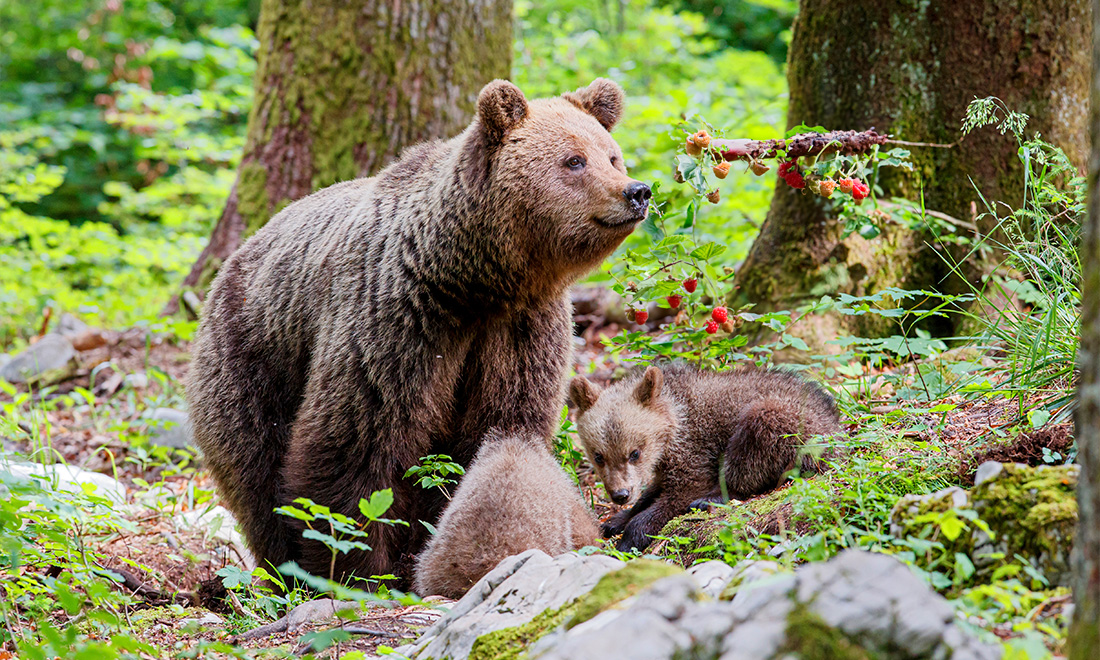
left=216, top=565, right=251, bottom=589
left=939, top=515, right=965, bottom=542
left=689, top=242, right=726, bottom=261
left=953, top=552, right=975, bottom=581
left=274, top=505, right=315, bottom=522
left=1027, top=409, right=1050, bottom=429
left=785, top=124, right=827, bottom=138
left=857, top=223, right=881, bottom=240
left=359, top=489, right=395, bottom=521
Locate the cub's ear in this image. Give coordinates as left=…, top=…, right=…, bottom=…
left=478, top=79, right=529, bottom=144
left=633, top=366, right=663, bottom=406
left=569, top=376, right=601, bottom=414
left=562, top=78, right=624, bottom=131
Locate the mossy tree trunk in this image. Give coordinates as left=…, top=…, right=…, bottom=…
left=1070, top=1, right=1100, bottom=653
left=168, top=0, right=512, bottom=314
left=732, top=0, right=1090, bottom=343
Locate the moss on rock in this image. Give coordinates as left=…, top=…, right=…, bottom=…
left=467, top=559, right=682, bottom=660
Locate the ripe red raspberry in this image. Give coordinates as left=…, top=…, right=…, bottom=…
left=837, top=178, right=855, bottom=194
left=852, top=181, right=870, bottom=201
left=634, top=309, right=649, bottom=324
left=783, top=171, right=806, bottom=189
left=705, top=320, right=719, bottom=334
left=682, top=277, right=698, bottom=293
left=778, top=161, right=797, bottom=178
left=712, top=161, right=731, bottom=179
left=711, top=306, right=728, bottom=323
left=666, top=295, right=682, bottom=309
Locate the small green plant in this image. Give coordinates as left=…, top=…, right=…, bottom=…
left=404, top=455, right=465, bottom=500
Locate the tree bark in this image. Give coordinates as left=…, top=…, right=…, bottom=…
left=1070, top=1, right=1100, bottom=654
left=167, top=0, right=513, bottom=315
left=732, top=0, right=1090, bottom=342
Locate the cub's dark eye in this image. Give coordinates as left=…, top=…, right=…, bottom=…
left=610, top=155, right=618, bottom=166
left=629, top=450, right=640, bottom=463
left=593, top=453, right=605, bottom=466
left=565, top=155, right=586, bottom=170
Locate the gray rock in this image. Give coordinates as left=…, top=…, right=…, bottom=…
left=399, top=549, right=1001, bottom=660
left=145, top=408, right=192, bottom=449
left=0, top=334, right=75, bottom=384
left=402, top=550, right=624, bottom=660
left=3, top=462, right=126, bottom=502
left=123, top=372, right=149, bottom=389
left=176, top=505, right=254, bottom=568
left=57, top=313, right=90, bottom=338
left=688, top=560, right=736, bottom=598
left=179, top=612, right=224, bottom=628
left=974, top=461, right=1003, bottom=486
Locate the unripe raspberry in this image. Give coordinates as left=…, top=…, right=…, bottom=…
left=682, top=277, right=698, bottom=293
left=750, top=160, right=770, bottom=176
left=627, top=281, right=638, bottom=292
left=666, top=295, right=682, bottom=309
left=693, top=130, right=712, bottom=148
left=705, top=320, right=719, bottom=334
left=837, top=178, right=855, bottom=194
left=712, top=161, right=731, bottom=179
left=817, top=180, right=836, bottom=198
left=685, top=137, right=703, bottom=157
left=720, top=320, right=735, bottom=333
left=711, top=306, right=729, bottom=323
left=634, top=309, right=649, bottom=324
left=626, top=308, right=636, bottom=322
left=706, top=189, right=720, bottom=204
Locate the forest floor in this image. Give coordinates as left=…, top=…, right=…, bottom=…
left=0, top=302, right=1077, bottom=658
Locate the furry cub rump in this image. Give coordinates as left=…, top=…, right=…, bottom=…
left=413, top=435, right=598, bottom=598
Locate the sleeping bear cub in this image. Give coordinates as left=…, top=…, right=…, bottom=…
left=569, top=364, right=841, bottom=551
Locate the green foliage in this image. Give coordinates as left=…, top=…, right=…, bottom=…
left=404, top=455, right=465, bottom=500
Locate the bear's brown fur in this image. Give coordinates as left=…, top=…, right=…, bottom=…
left=186, top=78, right=649, bottom=585
left=413, top=434, right=598, bottom=598
left=569, top=364, right=840, bottom=551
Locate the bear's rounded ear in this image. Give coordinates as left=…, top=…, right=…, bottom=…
left=633, top=366, right=663, bottom=406
left=478, top=80, right=529, bottom=144
left=569, top=376, right=601, bottom=415
left=562, top=78, right=625, bottom=131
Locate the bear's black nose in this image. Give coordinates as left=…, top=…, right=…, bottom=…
left=623, top=182, right=651, bottom=214
left=610, top=488, right=632, bottom=505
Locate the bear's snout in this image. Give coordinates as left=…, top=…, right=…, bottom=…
left=610, top=487, right=633, bottom=505
left=623, top=182, right=651, bottom=219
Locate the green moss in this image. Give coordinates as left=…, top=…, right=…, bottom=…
left=237, top=161, right=270, bottom=239
left=468, top=560, right=682, bottom=660
left=971, top=463, right=1078, bottom=563
left=781, top=602, right=878, bottom=660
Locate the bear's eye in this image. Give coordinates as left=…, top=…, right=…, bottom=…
left=593, top=453, right=605, bottom=466
left=565, top=155, right=586, bottom=170
left=610, top=155, right=619, bottom=166
left=629, top=449, right=640, bottom=463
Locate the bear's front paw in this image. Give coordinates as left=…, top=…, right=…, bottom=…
left=615, top=516, right=657, bottom=553
left=600, top=509, right=633, bottom=538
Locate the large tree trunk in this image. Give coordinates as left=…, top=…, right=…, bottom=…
left=732, top=0, right=1090, bottom=343
left=168, top=0, right=512, bottom=315
left=1070, top=1, right=1100, bottom=654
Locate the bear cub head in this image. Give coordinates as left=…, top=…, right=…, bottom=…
left=569, top=366, right=671, bottom=506
left=477, top=78, right=651, bottom=277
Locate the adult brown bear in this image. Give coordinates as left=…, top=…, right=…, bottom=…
left=187, top=78, right=648, bottom=585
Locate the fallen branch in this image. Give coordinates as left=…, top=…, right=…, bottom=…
left=713, top=130, right=890, bottom=162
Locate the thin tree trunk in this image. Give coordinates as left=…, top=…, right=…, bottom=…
left=732, top=0, right=1090, bottom=343
left=1070, top=1, right=1100, bottom=654
left=167, top=0, right=512, bottom=315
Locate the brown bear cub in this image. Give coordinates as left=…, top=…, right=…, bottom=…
left=569, top=364, right=840, bottom=551
left=187, top=77, right=649, bottom=587
left=414, top=434, right=598, bottom=598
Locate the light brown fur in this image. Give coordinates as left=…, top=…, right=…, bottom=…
left=186, top=79, right=648, bottom=586
left=569, top=363, right=840, bottom=551
left=413, top=435, right=599, bottom=598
